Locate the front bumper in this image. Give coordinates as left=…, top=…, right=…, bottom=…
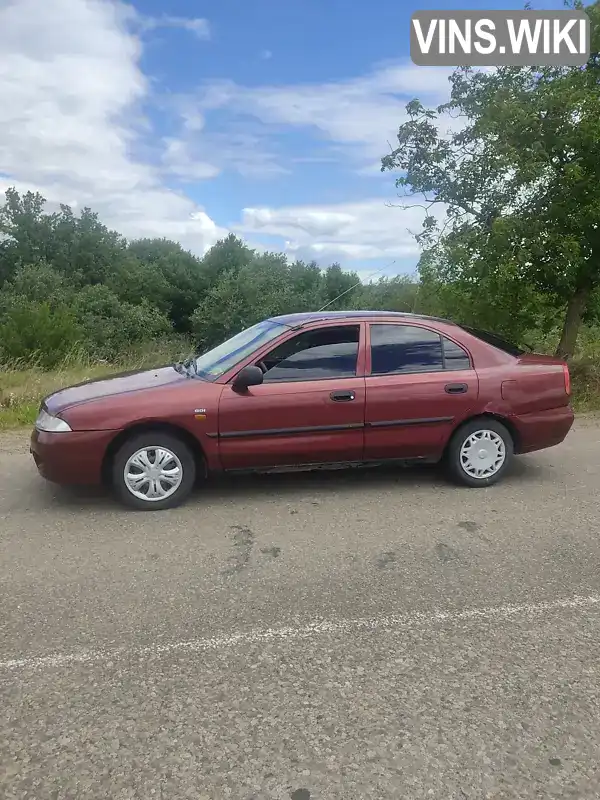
left=30, top=428, right=115, bottom=486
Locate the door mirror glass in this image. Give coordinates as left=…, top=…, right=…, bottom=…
left=232, top=365, right=264, bottom=391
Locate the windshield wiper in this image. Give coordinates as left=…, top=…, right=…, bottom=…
left=182, top=357, right=198, bottom=375
left=172, top=357, right=198, bottom=377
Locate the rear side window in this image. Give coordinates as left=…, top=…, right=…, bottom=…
left=370, top=325, right=444, bottom=374
left=461, top=326, right=525, bottom=357
left=370, top=325, right=473, bottom=375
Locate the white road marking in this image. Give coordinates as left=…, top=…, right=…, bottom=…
left=2, top=594, right=599, bottom=672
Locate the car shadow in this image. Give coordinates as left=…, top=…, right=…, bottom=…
left=37, top=453, right=553, bottom=512
left=202, top=454, right=551, bottom=500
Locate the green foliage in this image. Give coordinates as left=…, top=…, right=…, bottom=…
left=72, top=285, right=172, bottom=361
left=0, top=189, right=54, bottom=283
left=199, top=233, right=256, bottom=284
left=381, top=1, right=600, bottom=357
left=0, top=188, right=405, bottom=370
left=192, top=252, right=319, bottom=348
left=105, top=256, right=173, bottom=315
left=3, top=261, right=68, bottom=305
left=321, top=264, right=361, bottom=310
left=349, top=275, right=420, bottom=313
left=0, top=298, right=81, bottom=368
left=128, top=237, right=211, bottom=332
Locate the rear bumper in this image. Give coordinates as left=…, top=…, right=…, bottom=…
left=511, top=405, right=574, bottom=454
left=30, top=428, right=115, bottom=486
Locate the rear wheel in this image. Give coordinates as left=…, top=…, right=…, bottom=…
left=112, top=432, right=196, bottom=510
left=446, top=418, right=514, bottom=488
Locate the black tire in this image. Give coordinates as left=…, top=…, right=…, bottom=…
left=111, top=432, right=197, bottom=510
left=445, top=418, right=514, bottom=488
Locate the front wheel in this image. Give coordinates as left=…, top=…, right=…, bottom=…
left=112, top=432, right=197, bottom=510
left=445, top=419, right=514, bottom=488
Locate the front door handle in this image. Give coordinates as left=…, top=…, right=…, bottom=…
left=445, top=383, right=468, bottom=394
left=330, top=390, right=355, bottom=402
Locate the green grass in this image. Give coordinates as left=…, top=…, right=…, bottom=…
left=0, top=340, right=191, bottom=430
left=568, top=360, right=600, bottom=412
left=0, top=365, right=117, bottom=428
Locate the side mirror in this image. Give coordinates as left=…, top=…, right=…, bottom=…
left=232, top=365, right=264, bottom=392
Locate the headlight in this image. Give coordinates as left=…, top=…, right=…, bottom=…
left=35, top=408, right=72, bottom=433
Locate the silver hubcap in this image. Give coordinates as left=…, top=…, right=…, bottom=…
left=459, top=429, right=506, bottom=479
left=124, top=447, right=183, bottom=501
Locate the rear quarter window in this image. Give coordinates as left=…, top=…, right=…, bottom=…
left=461, top=326, right=525, bottom=357
left=442, top=338, right=472, bottom=370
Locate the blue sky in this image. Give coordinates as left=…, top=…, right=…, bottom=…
left=0, top=0, right=566, bottom=277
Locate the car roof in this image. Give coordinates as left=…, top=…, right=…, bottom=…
left=269, top=310, right=455, bottom=327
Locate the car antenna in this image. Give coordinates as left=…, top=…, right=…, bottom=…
left=316, top=260, right=397, bottom=312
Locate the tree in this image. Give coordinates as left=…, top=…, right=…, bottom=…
left=288, top=259, right=325, bottom=310
left=50, top=206, right=127, bottom=286
left=0, top=189, right=54, bottom=285
left=3, top=261, right=68, bottom=304
left=349, top=275, right=420, bottom=313
left=199, top=234, right=255, bottom=284
left=381, top=0, right=600, bottom=358
left=321, top=263, right=361, bottom=309
left=191, top=252, right=302, bottom=348
left=107, top=256, right=173, bottom=315
left=72, top=285, right=172, bottom=360
left=127, top=238, right=209, bottom=332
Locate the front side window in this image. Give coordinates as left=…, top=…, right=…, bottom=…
left=260, top=325, right=360, bottom=382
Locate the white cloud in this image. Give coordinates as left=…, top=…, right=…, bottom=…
left=176, top=62, right=460, bottom=260
left=0, top=0, right=225, bottom=254
left=189, top=62, right=456, bottom=169
left=235, top=197, right=448, bottom=264
left=163, top=99, right=290, bottom=180
left=161, top=138, right=221, bottom=181
left=0, top=0, right=459, bottom=267
left=167, top=61, right=457, bottom=185
left=141, top=14, right=210, bottom=40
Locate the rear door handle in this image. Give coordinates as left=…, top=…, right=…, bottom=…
left=330, top=390, right=355, bottom=402
left=445, top=383, right=468, bottom=394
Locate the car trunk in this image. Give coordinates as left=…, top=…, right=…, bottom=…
left=500, top=353, right=571, bottom=414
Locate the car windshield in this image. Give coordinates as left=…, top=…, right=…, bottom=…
left=193, top=319, right=289, bottom=381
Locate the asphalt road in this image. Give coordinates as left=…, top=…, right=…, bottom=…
left=1, top=421, right=600, bottom=800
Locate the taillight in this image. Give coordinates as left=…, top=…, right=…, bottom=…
left=563, top=363, right=571, bottom=396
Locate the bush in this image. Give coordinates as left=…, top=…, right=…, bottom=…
left=3, top=261, right=68, bottom=304
left=0, top=297, right=82, bottom=368
left=71, top=285, right=173, bottom=361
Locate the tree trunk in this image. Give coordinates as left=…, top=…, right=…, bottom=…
left=555, top=285, right=591, bottom=360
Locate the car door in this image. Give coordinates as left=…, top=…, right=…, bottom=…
left=364, top=322, right=478, bottom=460
left=217, top=322, right=367, bottom=470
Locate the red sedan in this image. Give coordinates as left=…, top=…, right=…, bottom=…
left=30, top=311, right=574, bottom=510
